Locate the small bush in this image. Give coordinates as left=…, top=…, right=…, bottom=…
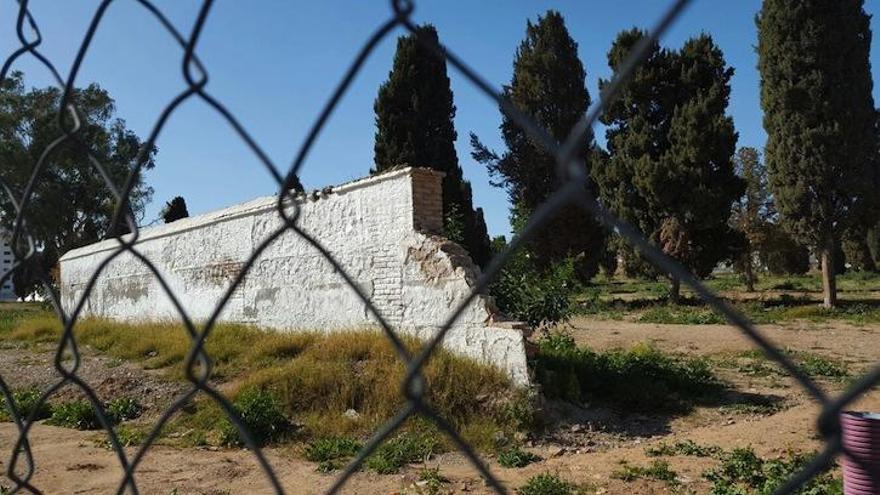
left=365, top=431, right=439, bottom=474
left=107, top=397, right=142, bottom=423
left=48, top=400, right=101, bottom=430
left=612, top=459, right=677, bottom=484
left=490, top=251, right=578, bottom=329
left=498, top=446, right=542, bottom=468
left=304, top=437, right=362, bottom=462
left=517, top=473, right=577, bottom=495
left=219, top=388, right=290, bottom=447
left=535, top=334, right=722, bottom=411
left=0, top=387, right=51, bottom=422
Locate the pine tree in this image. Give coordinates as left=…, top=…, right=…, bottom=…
left=595, top=31, right=742, bottom=302
left=373, top=25, right=490, bottom=267
left=470, top=10, right=604, bottom=281
left=758, top=0, right=877, bottom=307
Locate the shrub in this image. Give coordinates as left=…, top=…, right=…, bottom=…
left=0, top=387, right=51, bottom=422
left=107, top=397, right=142, bottom=423
left=365, top=431, right=439, bottom=474
left=517, top=473, right=577, bottom=495
left=535, top=335, right=722, bottom=411
left=48, top=400, right=101, bottom=430
left=219, top=388, right=290, bottom=447
left=498, top=446, right=542, bottom=468
left=490, top=251, right=578, bottom=328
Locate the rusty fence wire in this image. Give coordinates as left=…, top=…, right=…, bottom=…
left=0, top=0, right=875, bottom=493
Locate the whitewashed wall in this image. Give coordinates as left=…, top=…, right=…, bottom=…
left=59, top=168, right=529, bottom=385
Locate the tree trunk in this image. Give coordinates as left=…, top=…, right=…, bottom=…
left=821, top=247, right=838, bottom=308
left=744, top=255, right=756, bottom=292
left=669, top=277, right=681, bottom=305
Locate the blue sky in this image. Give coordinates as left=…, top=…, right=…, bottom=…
left=2, top=1, right=880, bottom=237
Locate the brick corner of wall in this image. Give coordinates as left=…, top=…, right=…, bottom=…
left=409, top=168, right=445, bottom=235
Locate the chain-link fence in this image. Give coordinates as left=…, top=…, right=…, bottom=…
left=0, top=0, right=877, bottom=493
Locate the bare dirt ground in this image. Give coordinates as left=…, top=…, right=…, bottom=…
left=2, top=317, right=879, bottom=494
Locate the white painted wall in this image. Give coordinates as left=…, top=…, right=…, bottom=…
left=59, top=168, right=529, bottom=385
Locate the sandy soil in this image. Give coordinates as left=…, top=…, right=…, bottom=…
left=2, top=317, right=879, bottom=494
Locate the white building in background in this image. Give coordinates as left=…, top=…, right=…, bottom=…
left=0, top=229, right=15, bottom=301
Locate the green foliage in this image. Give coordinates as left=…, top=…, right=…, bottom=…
left=535, top=334, right=722, bottom=411
left=219, top=388, right=290, bottom=447
left=594, top=29, right=742, bottom=293
left=364, top=430, right=439, bottom=474
left=107, top=397, right=142, bottom=423
left=490, top=243, right=577, bottom=328
left=759, top=224, right=810, bottom=276
left=373, top=24, right=490, bottom=267
left=757, top=0, right=877, bottom=305
left=517, top=473, right=578, bottom=495
left=498, top=446, right=542, bottom=468
left=612, top=459, right=677, bottom=484
left=471, top=10, right=604, bottom=282
left=645, top=440, right=722, bottom=458
left=304, top=437, right=362, bottom=462
left=0, top=387, right=51, bottom=422
left=704, top=448, right=841, bottom=495
left=47, top=400, right=101, bottom=430
left=0, top=72, right=157, bottom=295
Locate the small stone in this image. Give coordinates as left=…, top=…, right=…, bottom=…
left=343, top=409, right=360, bottom=420
left=570, top=424, right=584, bottom=433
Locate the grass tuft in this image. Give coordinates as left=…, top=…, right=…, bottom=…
left=219, top=388, right=291, bottom=447
left=704, top=447, right=841, bottom=495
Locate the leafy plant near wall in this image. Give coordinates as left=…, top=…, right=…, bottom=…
left=489, top=238, right=578, bottom=328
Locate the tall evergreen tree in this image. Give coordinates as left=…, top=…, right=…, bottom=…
left=471, top=10, right=604, bottom=282
left=595, top=30, right=742, bottom=302
left=373, top=25, right=491, bottom=267
left=757, top=0, right=877, bottom=307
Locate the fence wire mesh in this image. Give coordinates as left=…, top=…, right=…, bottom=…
left=0, top=0, right=876, bottom=493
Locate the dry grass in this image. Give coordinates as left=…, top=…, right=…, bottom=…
left=0, top=309, right=528, bottom=450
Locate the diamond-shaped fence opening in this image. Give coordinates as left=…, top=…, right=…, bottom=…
left=0, top=0, right=877, bottom=494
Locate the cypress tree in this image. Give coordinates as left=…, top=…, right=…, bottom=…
left=161, top=196, right=189, bottom=224
left=758, top=0, right=877, bottom=307
left=595, top=31, right=742, bottom=302
left=373, top=25, right=491, bottom=267
left=471, top=10, right=605, bottom=282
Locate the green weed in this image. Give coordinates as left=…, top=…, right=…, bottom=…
left=612, top=459, right=678, bottom=484
left=47, top=400, right=101, bottom=430
left=517, top=473, right=580, bottom=495
left=219, top=388, right=291, bottom=447
left=0, top=387, right=51, bottom=422
left=498, top=446, right=542, bottom=468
